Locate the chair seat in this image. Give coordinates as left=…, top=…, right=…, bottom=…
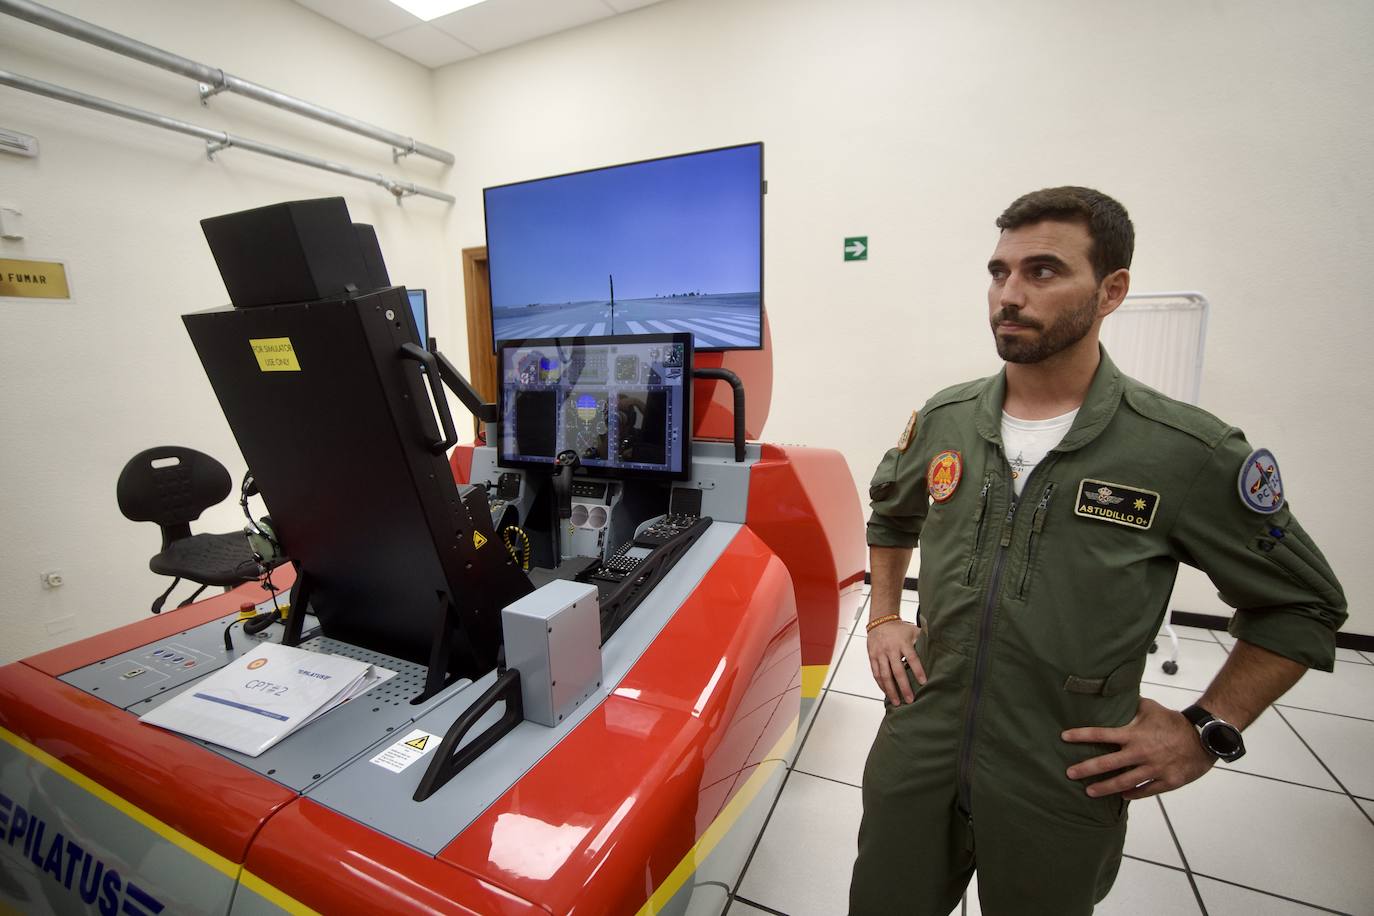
left=149, top=532, right=276, bottom=586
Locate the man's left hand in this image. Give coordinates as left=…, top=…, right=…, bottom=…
left=1061, top=698, right=1215, bottom=800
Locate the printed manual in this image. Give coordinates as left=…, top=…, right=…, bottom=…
left=139, top=642, right=394, bottom=756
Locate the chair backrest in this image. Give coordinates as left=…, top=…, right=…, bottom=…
left=117, top=446, right=233, bottom=550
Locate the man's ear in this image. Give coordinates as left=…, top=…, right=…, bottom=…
left=1097, top=268, right=1131, bottom=319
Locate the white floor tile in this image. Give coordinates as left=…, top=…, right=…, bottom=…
left=1279, top=706, right=1374, bottom=798
left=963, top=874, right=980, bottom=916
left=1162, top=769, right=1374, bottom=913
left=794, top=690, right=884, bottom=787
left=1214, top=629, right=1238, bottom=647
left=824, top=627, right=850, bottom=690
left=1194, top=876, right=1336, bottom=915
left=1165, top=623, right=1223, bottom=643
left=1138, top=681, right=1338, bottom=791
left=1140, top=637, right=1230, bottom=692
left=1276, top=659, right=1374, bottom=720
left=1361, top=650, right=1374, bottom=665
left=725, top=900, right=773, bottom=916
left=1123, top=797, right=1182, bottom=867
left=736, top=772, right=862, bottom=916
left=1360, top=798, right=1373, bottom=819
left=1095, top=857, right=1200, bottom=915
left=1336, top=647, right=1371, bottom=665
left=828, top=636, right=885, bottom=700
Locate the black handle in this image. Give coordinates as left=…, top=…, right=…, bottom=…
left=692, top=368, right=747, bottom=463
left=400, top=342, right=459, bottom=453
left=413, top=668, right=524, bottom=802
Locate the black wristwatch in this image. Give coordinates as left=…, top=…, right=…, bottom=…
left=1182, top=705, right=1246, bottom=762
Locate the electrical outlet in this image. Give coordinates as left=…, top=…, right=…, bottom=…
left=40, top=570, right=64, bottom=589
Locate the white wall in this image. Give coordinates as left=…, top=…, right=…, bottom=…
left=432, top=0, right=1373, bottom=633
left=0, top=0, right=452, bottom=662
left=2, top=0, right=1370, bottom=666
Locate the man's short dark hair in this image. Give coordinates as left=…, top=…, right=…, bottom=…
left=996, top=187, right=1134, bottom=281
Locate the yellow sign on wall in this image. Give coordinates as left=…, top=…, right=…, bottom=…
left=249, top=337, right=302, bottom=372
left=0, top=258, right=71, bottom=299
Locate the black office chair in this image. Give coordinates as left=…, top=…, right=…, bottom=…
left=117, top=446, right=277, bottom=614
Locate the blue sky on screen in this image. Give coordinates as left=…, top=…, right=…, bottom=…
left=485, top=145, right=761, bottom=307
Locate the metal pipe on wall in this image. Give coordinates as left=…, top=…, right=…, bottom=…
left=0, top=0, right=456, bottom=167
left=0, top=69, right=455, bottom=204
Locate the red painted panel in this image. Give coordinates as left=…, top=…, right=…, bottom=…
left=0, top=664, right=294, bottom=864
left=746, top=445, right=866, bottom=667
left=438, top=528, right=798, bottom=915
left=692, top=310, right=773, bottom=442
left=24, top=570, right=295, bottom=678
left=246, top=799, right=547, bottom=915
left=450, top=444, right=475, bottom=485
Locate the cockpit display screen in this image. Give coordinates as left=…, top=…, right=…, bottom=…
left=497, top=333, right=692, bottom=480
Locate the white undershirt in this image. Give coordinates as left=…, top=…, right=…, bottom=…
left=1002, top=409, right=1078, bottom=497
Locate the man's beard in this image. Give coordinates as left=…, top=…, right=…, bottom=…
left=992, top=290, right=1100, bottom=364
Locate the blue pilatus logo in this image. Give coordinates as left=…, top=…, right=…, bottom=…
left=1, top=790, right=166, bottom=914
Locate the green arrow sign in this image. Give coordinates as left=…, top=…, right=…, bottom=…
left=844, top=236, right=868, bottom=261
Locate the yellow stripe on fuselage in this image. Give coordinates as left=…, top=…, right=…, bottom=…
left=239, top=869, right=321, bottom=915
left=0, top=725, right=315, bottom=913
left=0, top=725, right=240, bottom=879
left=800, top=664, right=829, bottom=698
left=636, top=717, right=800, bottom=915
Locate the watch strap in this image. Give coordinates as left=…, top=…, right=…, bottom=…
left=1181, top=704, right=1213, bottom=727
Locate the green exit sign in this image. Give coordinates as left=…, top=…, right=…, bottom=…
left=844, top=236, right=868, bottom=261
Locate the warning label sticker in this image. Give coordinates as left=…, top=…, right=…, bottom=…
left=370, top=728, right=439, bottom=773
left=473, top=531, right=487, bottom=549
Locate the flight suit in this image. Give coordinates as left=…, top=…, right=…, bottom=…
left=849, top=349, right=1346, bottom=916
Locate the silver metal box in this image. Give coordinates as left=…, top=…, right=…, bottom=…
left=501, top=579, right=602, bottom=727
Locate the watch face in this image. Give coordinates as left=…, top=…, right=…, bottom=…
left=1201, top=720, right=1246, bottom=761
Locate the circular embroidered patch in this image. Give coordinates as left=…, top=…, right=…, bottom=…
left=1238, top=448, right=1284, bottom=514
left=927, top=450, right=963, bottom=502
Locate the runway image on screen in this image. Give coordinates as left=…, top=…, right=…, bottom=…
left=486, top=144, right=762, bottom=351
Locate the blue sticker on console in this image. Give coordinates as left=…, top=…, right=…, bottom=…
left=1238, top=448, right=1284, bottom=514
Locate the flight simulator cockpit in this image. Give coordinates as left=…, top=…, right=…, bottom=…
left=0, top=187, right=865, bottom=916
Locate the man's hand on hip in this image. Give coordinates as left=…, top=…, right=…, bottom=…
left=1060, top=698, right=1215, bottom=800
left=867, top=619, right=925, bottom=705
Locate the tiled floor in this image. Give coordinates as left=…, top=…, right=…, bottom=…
left=723, top=592, right=1374, bottom=915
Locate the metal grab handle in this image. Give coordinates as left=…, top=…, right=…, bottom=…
left=399, top=343, right=458, bottom=453
left=413, top=668, right=523, bottom=802
left=692, top=368, right=747, bottom=462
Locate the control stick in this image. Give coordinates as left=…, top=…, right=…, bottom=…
left=552, top=449, right=580, bottom=560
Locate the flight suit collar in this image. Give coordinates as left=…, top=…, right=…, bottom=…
left=974, top=346, right=1125, bottom=453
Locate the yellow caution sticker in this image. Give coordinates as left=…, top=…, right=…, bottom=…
left=473, top=531, right=487, bottom=550
left=249, top=337, right=301, bottom=372
left=405, top=735, right=429, bottom=751
left=369, top=729, right=439, bottom=773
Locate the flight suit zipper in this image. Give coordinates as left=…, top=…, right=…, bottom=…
left=963, top=475, right=994, bottom=585
left=956, top=458, right=1054, bottom=820
left=1016, top=483, right=1056, bottom=599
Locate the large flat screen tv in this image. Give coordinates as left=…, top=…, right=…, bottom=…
left=484, top=143, right=763, bottom=353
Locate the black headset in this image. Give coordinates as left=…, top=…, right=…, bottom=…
left=239, top=472, right=284, bottom=567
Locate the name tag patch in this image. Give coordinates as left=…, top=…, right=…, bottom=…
left=1074, top=478, right=1160, bottom=530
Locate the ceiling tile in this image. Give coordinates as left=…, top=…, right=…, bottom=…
left=430, top=0, right=612, bottom=53
left=293, top=0, right=422, bottom=40
left=601, top=0, right=666, bottom=11
left=377, top=23, right=479, bottom=68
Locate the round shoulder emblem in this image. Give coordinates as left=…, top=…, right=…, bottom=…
left=1238, top=448, right=1284, bottom=514
left=927, top=450, right=963, bottom=503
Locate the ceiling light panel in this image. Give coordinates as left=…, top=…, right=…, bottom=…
left=387, top=0, right=488, bottom=22
left=431, top=0, right=612, bottom=53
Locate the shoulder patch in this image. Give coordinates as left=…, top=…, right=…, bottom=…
left=897, top=410, right=918, bottom=451
left=1123, top=385, right=1230, bottom=448
left=1238, top=448, right=1284, bottom=514
left=923, top=376, right=992, bottom=415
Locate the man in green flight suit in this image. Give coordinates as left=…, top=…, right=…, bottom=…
left=848, top=187, right=1346, bottom=915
